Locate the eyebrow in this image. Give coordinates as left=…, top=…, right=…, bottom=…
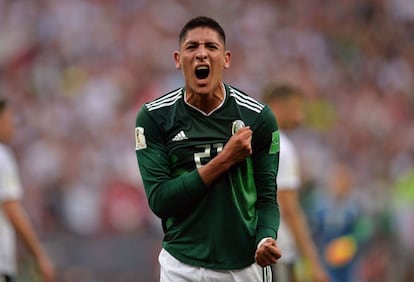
left=184, top=40, right=221, bottom=47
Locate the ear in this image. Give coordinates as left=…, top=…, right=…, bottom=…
left=224, top=51, right=231, bottom=69
left=174, top=51, right=181, bottom=69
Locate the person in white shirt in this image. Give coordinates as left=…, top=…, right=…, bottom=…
left=262, top=84, right=329, bottom=282
left=0, top=98, right=55, bottom=282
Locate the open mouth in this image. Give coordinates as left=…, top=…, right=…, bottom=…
left=195, top=66, right=209, bottom=80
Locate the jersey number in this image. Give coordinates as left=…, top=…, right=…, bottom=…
left=194, top=143, right=223, bottom=168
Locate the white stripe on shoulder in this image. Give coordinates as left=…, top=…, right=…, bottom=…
left=229, top=87, right=264, bottom=113
left=146, top=89, right=182, bottom=111
left=146, top=88, right=182, bottom=107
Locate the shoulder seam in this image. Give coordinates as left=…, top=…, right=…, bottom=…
left=146, top=88, right=183, bottom=111
left=228, top=86, right=264, bottom=113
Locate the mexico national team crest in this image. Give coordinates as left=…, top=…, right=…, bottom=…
left=135, top=127, right=147, bottom=150
left=232, top=120, right=245, bottom=135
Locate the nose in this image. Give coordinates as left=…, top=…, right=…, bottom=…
left=196, top=46, right=207, bottom=61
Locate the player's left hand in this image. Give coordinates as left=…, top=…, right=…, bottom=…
left=254, top=238, right=281, bottom=267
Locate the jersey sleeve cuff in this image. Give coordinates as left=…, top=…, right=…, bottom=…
left=257, top=237, right=273, bottom=249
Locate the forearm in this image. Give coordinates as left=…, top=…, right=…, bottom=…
left=197, top=147, right=232, bottom=186
left=256, top=201, right=279, bottom=244
left=2, top=201, right=48, bottom=261
left=145, top=170, right=208, bottom=218
left=285, top=208, right=329, bottom=281
left=253, top=149, right=279, bottom=244
left=285, top=207, right=321, bottom=263
left=147, top=151, right=234, bottom=217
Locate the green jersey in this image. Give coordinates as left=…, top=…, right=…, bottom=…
left=135, top=83, right=280, bottom=270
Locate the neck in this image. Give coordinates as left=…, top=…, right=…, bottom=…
left=185, top=84, right=225, bottom=114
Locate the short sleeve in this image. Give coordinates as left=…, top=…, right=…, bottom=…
left=276, top=133, right=300, bottom=190
left=0, top=146, right=23, bottom=202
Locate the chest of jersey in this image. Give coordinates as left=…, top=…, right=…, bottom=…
left=165, top=113, right=238, bottom=174
left=150, top=87, right=264, bottom=176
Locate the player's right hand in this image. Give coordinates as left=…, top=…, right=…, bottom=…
left=222, top=126, right=252, bottom=165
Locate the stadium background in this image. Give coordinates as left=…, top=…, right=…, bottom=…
left=1, top=0, right=413, bottom=281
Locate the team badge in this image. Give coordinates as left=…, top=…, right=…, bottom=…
left=135, top=127, right=147, bottom=150
left=232, top=120, right=245, bottom=135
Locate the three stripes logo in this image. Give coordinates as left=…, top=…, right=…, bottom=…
left=172, top=130, right=188, bottom=141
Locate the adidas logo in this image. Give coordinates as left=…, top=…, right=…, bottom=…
left=172, top=130, right=188, bottom=141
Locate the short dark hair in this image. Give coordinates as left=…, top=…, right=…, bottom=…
left=262, top=83, right=304, bottom=104
left=179, top=16, right=226, bottom=46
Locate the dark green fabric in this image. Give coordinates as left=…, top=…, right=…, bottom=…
left=135, top=84, right=280, bottom=269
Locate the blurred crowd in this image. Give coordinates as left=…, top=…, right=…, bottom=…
left=0, top=0, right=413, bottom=281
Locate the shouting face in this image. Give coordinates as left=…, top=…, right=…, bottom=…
left=174, top=27, right=231, bottom=97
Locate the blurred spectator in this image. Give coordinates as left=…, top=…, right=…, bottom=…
left=0, top=98, right=55, bottom=282
left=263, top=83, right=329, bottom=282
left=308, top=161, right=372, bottom=282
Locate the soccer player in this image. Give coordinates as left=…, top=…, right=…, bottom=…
left=135, top=16, right=281, bottom=281
left=0, top=98, right=55, bottom=282
left=262, top=84, right=329, bottom=282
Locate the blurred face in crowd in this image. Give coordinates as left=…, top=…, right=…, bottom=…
left=268, top=95, right=304, bottom=130
left=329, top=162, right=354, bottom=200
left=0, top=106, right=15, bottom=144
left=174, top=27, right=231, bottom=97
